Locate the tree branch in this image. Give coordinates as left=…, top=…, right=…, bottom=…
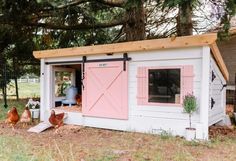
left=95, top=0, right=127, bottom=7
left=41, top=0, right=89, bottom=11
left=41, top=0, right=127, bottom=12
left=25, top=18, right=127, bottom=30
left=57, top=0, right=89, bottom=9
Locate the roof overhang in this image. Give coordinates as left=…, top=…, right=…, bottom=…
left=209, top=42, right=229, bottom=80
left=33, top=33, right=229, bottom=80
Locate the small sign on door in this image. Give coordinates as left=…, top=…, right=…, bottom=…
left=99, top=63, right=107, bottom=67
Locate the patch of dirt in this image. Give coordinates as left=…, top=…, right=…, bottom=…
left=0, top=121, right=82, bottom=141
left=209, top=125, right=235, bottom=138
left=1, top=121, right=236, bottom=160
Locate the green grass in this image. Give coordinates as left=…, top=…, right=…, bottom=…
left=0, top=82, right=39, bottom=120
left=0, top=134, right=121, bottom=161
left=0, top=135, right=69, bottom=161
left=0, top=122, right=235, bottom=160
left=6, top=82, right=40, bottom=98
left=0, top=83, right=236, bottom=160
left=17, top=82, right=40, bottom=98
left=0, top=99, right=27, bottom=121
left=0, top=136, right=33, bottom=161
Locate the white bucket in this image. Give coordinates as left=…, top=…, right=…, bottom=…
left=30, top=109, right=40, bottom=119
left=185, top=128, right=196, bottom=141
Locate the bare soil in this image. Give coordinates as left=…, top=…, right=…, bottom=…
left=1, top=121, right=236, bottom=161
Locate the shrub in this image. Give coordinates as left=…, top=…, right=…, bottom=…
left=183, top=94, right=197, bottom=128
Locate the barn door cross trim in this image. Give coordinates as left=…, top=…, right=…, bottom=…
left=86, top=68, right=122, bottom=113
left=82, top=60, right=128, bottom=119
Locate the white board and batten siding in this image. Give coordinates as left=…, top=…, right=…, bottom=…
left=128, top=47, right=202, bottom=136
left=40, top=59, right=54, bottom=121
left=209, top=55, right=226, bottom=126
left=35, top=34, right=229, bottom=140
left=41, top=47, right=206, bottom=137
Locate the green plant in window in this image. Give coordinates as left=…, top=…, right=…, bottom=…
left=60, top=81, right=71, bottom=96
left=183, top=94, right=197, bottom=129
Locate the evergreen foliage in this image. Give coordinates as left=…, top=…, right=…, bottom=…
left=0, top=0, right=235, bottom=78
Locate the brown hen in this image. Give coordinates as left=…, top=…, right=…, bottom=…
left=49, top=110, right=66, bottom=129
left=20, top=106, right=31, bottom=127
left=5, top=107, right=20, bottom=130
left=76, top=94, right=82, bottom=105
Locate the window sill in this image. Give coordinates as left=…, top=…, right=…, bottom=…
left=142, top=102, right=183, bottom=107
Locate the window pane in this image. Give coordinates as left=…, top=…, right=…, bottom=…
left=148, top=69, right=180, bottom=103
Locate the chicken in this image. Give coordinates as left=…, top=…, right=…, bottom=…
left=49, top=110, right=67, bottom=132
left=76, top=94, right=82, bottom=105
left=20, top=106, right=31, bottom=127
left=5, top=107, right=20, bottom=130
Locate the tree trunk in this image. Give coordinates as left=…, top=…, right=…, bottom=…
left=189, top=114, right=192, bottom=128
left=176, top=2, right=193, bottom=36
left=3, top=64, right=8, bottom=108
left=124, top=0, right=146, bottom=41
left=13, top=57, right=19, bottom=100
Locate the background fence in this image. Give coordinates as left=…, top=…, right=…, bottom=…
left=0, top=62, right=40, bottom=108
left=18, top=78, right=40, bottom=83
left=0, top=63, right=17, bottom=108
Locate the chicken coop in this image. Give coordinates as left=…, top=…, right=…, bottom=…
left=33, top=34, right=228, bottom=140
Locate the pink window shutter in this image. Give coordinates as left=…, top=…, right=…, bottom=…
left=182, top=65, right=194, bottom=98
left=137, top=67, right=147, bottom=105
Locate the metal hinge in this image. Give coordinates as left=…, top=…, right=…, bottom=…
left=81, top=56, right=87, bottom=90
left=212, top=71, right=216, bottom=82
left=211, top=97, right=215, bottom=109
left=123, top=53, right=129, bottom=71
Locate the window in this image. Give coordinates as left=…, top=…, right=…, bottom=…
left=148, top=69, right=181, bottom=104
left=137, top=65, right=193, bottom=106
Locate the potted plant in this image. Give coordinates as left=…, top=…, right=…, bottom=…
left=183, top=94, right=197, bottom=141
left=26, top=98, right=40, bottom=119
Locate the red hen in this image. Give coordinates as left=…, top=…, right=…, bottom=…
left=49, top=110, right=66, bottom=129
left=5, top=107, right=20, bottom=129
left=20, top=106, right=31, bottom=127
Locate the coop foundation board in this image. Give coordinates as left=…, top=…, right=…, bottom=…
left=34, top=34, right=228, bottom=140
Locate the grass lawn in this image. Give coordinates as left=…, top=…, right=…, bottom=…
left=0, top=99, right=27, bottom=121
left=0, top=93, right=236, bottom=160
left=0, top=100, right=236, bottom=160
left=17, top=82, right=40, bottom=98
left=0, top=82, right=39, bottom=117
left=4, top=82, right=40, bottom=99
left=0, top=122, right=236, bottom=161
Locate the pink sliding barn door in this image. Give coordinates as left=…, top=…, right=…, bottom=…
left=82, top=61, right=128, bottom=120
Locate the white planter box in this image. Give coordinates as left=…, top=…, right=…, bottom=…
left=30, top=109, right=40, bottom=119
left=185, top=128, right=196, bottom=141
